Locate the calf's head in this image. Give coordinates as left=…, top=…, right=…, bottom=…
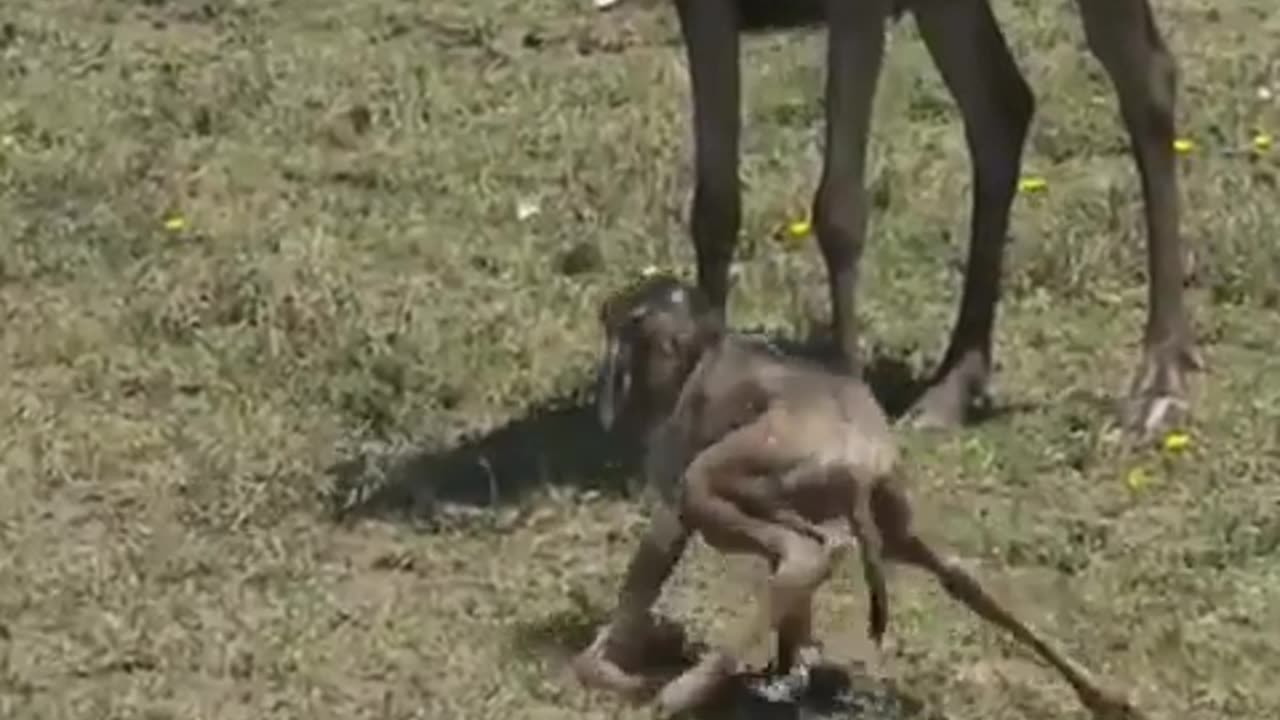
left=595, top=274, right=721, bottom=433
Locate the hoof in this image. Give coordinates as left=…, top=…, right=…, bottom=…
left=1080, top=684, right=1147, bottom=720
left=901, top=355, right=991, bottom=431
left=571, top=646, right=650, bottom=698
left=1120, top=341, right=1202, bottom=441
left=654, top=653, right=734, bottom=718
left=570, top=625, right=654, bottom=699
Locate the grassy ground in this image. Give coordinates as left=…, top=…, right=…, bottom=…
left=2, top=0, right=1279, bottom=718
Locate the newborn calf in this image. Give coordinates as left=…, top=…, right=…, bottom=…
left=573, top=273, right=1144, bottom=720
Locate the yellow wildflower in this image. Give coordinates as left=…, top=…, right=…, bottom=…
left=1162, top=431, right=1191, bottom=453
left=1017, top=177, right=1047, bottom=193
left=787, top=218, right=812, bottom=238
left=1172, top=138, right=1196, bottom=154
left=1253, top=133, right=1273, bottom=152
left=775, top=217, right=811, bottom=251
left=1125, top=466, right=1157, bottom=491
left=163, top=215, right=187, bottom=232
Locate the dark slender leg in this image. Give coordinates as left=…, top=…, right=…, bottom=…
left=903, top=0, right=1035, bottom=429
left=811, top=0, right=894, bottom=376
left=675, top=0, right=742, bottom=323
left=1077, top=0, right=1201, bottom=438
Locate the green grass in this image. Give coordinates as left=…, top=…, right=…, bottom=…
left=1, top=1, right=1279, bottom=718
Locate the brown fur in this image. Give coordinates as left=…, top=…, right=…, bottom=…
left=572, top=275, right=1145, bottom=720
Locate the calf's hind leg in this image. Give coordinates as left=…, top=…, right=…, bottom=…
left=655, top=426, right=834, bottom=716
left=774, top=597, right=820, bottom=675
left=872, top=481, right=1142, bottom=719
left=713, top=471, right=838, bottom=677
left=720, top=467, right=854, bottom=554
left=850, top=482, right=889, bottom=649
left=654, top=525, right=831, bottom=716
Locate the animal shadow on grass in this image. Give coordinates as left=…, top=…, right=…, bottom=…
left=324, top=330, right=1019, bottom=528
left=511, top=606, right=937, bottom=720
left=324, top=380, right=643, bottom=527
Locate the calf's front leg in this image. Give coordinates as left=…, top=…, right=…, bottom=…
left=571, top=503, right=692, bottom=697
